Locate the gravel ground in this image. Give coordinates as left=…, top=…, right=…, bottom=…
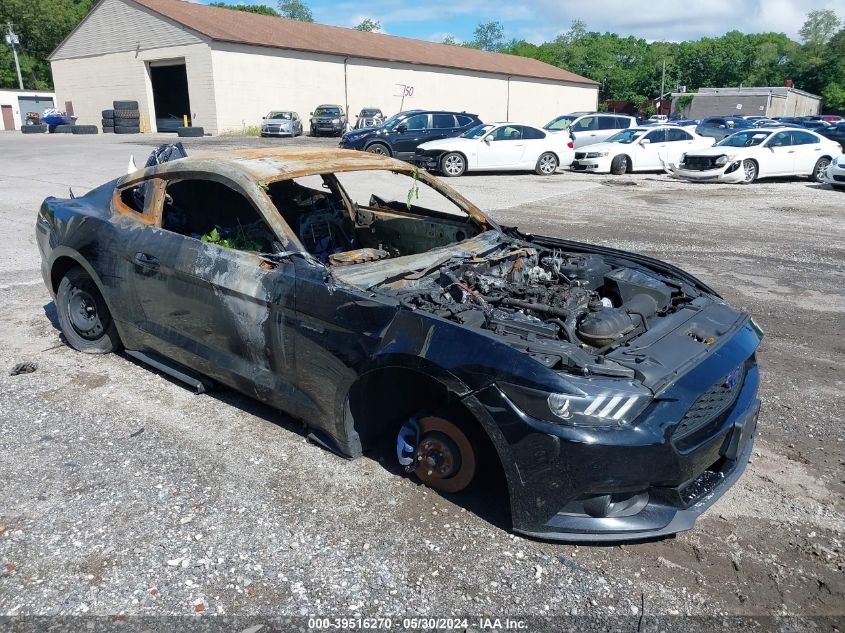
left=0, top=133, right=843, bottom=629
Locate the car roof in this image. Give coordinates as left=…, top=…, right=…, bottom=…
left=126, top=148, right=410, bottom=184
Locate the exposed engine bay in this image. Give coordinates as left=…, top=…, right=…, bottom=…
left=371, top=240, right=699, bottom=376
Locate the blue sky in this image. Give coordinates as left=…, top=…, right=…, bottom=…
left=200, top=0, right=842, bottom=44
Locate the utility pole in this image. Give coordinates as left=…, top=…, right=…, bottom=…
left=5, top=23, right=24, bottom=90
left=659, top=59, right=666, bottom=113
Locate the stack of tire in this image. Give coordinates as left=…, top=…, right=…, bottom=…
left=111, top=100, right=140, bottom=134
left=101, top=109, right=115, bottom=133
left=21, top=123, right=47, bottom=134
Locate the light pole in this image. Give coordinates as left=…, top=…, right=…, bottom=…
left=5, top=23, right=24, bottom=90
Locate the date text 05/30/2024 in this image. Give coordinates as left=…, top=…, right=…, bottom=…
left=308, top=617, right=527, bottom=630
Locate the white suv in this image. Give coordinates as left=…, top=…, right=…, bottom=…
left=544, top=113, right=638, bottom=148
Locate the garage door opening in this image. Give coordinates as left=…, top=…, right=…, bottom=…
left=149, top=61, right=191, bottom=132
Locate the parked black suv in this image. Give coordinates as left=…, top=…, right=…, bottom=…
left=339, top=110, right=482, bottom=160
left=310, top=105, right=347, bottom=137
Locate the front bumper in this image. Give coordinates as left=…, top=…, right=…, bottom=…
left=570, top=156, right=611, bottom=173
left=411, top=154, right=440, bottom=170
left=667, top=161, right=746, bottom=183
left=261, top=128, right=293, bottom=137
left=821, top=164, right=845, bottom=186
left=465, top=321, right=762, bottom=542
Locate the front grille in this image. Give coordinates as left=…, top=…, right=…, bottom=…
left=674, top=364, right=746, bottom=441
left=682, top=155, right=719, bottom=171
left=574, top=152, right=586, bottom=160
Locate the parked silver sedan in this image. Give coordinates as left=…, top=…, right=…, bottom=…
left=260, top=111, right=303, bottom=137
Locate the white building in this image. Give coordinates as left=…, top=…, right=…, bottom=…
left=49, top=0, right=599, bottom=134
left=0, top=89, right=56, bottom=130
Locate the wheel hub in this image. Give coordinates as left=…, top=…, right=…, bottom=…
left=408, top=416, right=477, bottom=493
left=417, top=431, right=462, bottom=479
left=67, top=287, right=104, bottom=339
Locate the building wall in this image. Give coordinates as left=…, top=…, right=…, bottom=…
left=210, top=43, right=598, bottom=132
left=0, top=90, right=55, bottom=129
left=684, top=90, right=821, bottom=119
left=51, top=42, right=217, bottom=133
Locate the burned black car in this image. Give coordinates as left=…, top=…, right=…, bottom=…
left=36, top=148, right=761, bottom=541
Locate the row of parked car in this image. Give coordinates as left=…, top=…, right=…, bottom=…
left=260, top=105, right=386, bottom=138
left=259, top=105, right=844, bottom=188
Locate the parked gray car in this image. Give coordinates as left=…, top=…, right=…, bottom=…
left=260, top=111, right=303, bottom=137
left=355, top=107, right=384, bottom=130
left=310, top=105, right=347, bottom=137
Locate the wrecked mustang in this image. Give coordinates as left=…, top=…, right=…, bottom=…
left=36, top=148, right=762, bottom=542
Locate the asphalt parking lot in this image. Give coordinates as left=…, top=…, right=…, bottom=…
left=0, top=132, right=843, bottom=626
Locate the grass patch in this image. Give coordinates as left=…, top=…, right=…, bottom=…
left=220, top=125, right=261, bottom=137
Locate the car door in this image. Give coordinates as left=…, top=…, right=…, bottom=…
left=127, top=175, right=301, bottom=404
left=664, top=128, right=697, bottom=164
left=391, top=113, right=431, bottom=160
left=633, top=128, right=667, bottom=170
left=763, top=131, right=796, bottom=176
left=429, top=113, right=460, bottom=143
left=476, top=125, right=527, bottom=168
left=519, top=126, right=550, bottom=167
left=571, top=116, right=600, bottom=147
left=789, top=130, right=824, bottom=175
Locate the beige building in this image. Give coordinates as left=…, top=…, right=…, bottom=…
left=676, top=86, right=822, bottom=119
left=49, top=0, right=599, bottom=135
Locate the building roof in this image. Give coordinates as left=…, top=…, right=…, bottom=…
left=686, top=86, right=821, bottom=100
left=129, top=0, right=597, bottom=86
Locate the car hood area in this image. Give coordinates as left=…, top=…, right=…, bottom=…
left=682, top=145, right=755, bottom=158
left=417, top=137, right=475, bottom=152
left=331, top=229, right=750, bottom=393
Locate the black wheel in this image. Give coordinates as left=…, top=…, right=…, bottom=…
left=535, top=152, right=559, bottom=175
left=366, top=143, right=391, bottom=156
left=55, top=267, right=121, bottom=354
left=114, top=125, right=140, bottom=134
left=71, top=125, right=99, bottom=135
left=53, top=124, right=74, bottom=134
left=21, top=124, right=47, bottom=134
left=177, top=126, right=204, bottom=137
left=102, top=126, right=114, bottom=134
left=112, top=100, right=138, bottom=110
left=412, top=416, right=477, bottom=493
left=113, top=109, right=139, bottom=119
left=440, top=152, right=466, bottom=177
left=610, top=154, right=629, bottom=175
left=812, top=157, right=831, bottom=183
left=112, top=117, right=140, bottom=127
left=101, top=109, right=114, bottom=119
left=740, top=159, right=758, bottom=184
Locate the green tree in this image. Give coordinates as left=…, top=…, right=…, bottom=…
left=208, top=3, right=280, bottom=17
left=277, top=0, right=313, bottom=22
left=0, top=0, right=94, bottom=89
left=354, top=18, right=381, bottom=33
left=441, top=35, right=461, bottom=46
left=799, top=9, right=841, bottom=48
left=467, top=21, right=505, bottom=52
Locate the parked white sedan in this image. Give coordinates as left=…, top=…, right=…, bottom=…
left=412, top=123, right=574, bottom=177
left=668, top=128, right=842, bottom=184
left=821, top=154, right=845, bottom=190
left=570, top=126, right=714, bottom=175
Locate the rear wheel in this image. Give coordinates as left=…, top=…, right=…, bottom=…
left=412, top=416, right=477, bottom=493
left=812, top=157, right=831, bottom=183
left=741, top=159, right=758, bottom=184
left=610, top=154, right=629, bottom=175
left=55, top=267, right=121, bottom=354
left=535, top=152, right=559, bottom=175
left=440, top=152, right=466, bottom=177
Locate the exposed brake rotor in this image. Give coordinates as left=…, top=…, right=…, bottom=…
left=412, top=416, right=476, bottom=493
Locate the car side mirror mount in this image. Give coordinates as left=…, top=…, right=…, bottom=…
left=483, top=136, right=491, bottom=144
left=396, top=124, right=407, bottom=133
left=640, top=138, right=651, bottom=145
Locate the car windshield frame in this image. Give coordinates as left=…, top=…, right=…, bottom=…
left=543, top=115, right=578, bottom=131
left=267, top=111, right=293, bottom=120
left=461, top=124, right=496, bottom=139
left=380, top=113, right=409, bottom=129
left=716, top=130, right=772, bottom=147
left=606, top=129, right=647, bottom=144
left=314, top=107, right=341, bottom=117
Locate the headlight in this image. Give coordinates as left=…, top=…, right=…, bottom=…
left=332, top=118, right=340, bottom=124
left=499, top=378, right=652, bottom=429
left=836, top=156, right=844, bottom=166
left=585, top=151, right=609, bottom=158
left=714, top=155, right=734, bottom=166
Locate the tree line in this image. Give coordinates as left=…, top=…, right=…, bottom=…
left=1, top=0, right=842, bottom=112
